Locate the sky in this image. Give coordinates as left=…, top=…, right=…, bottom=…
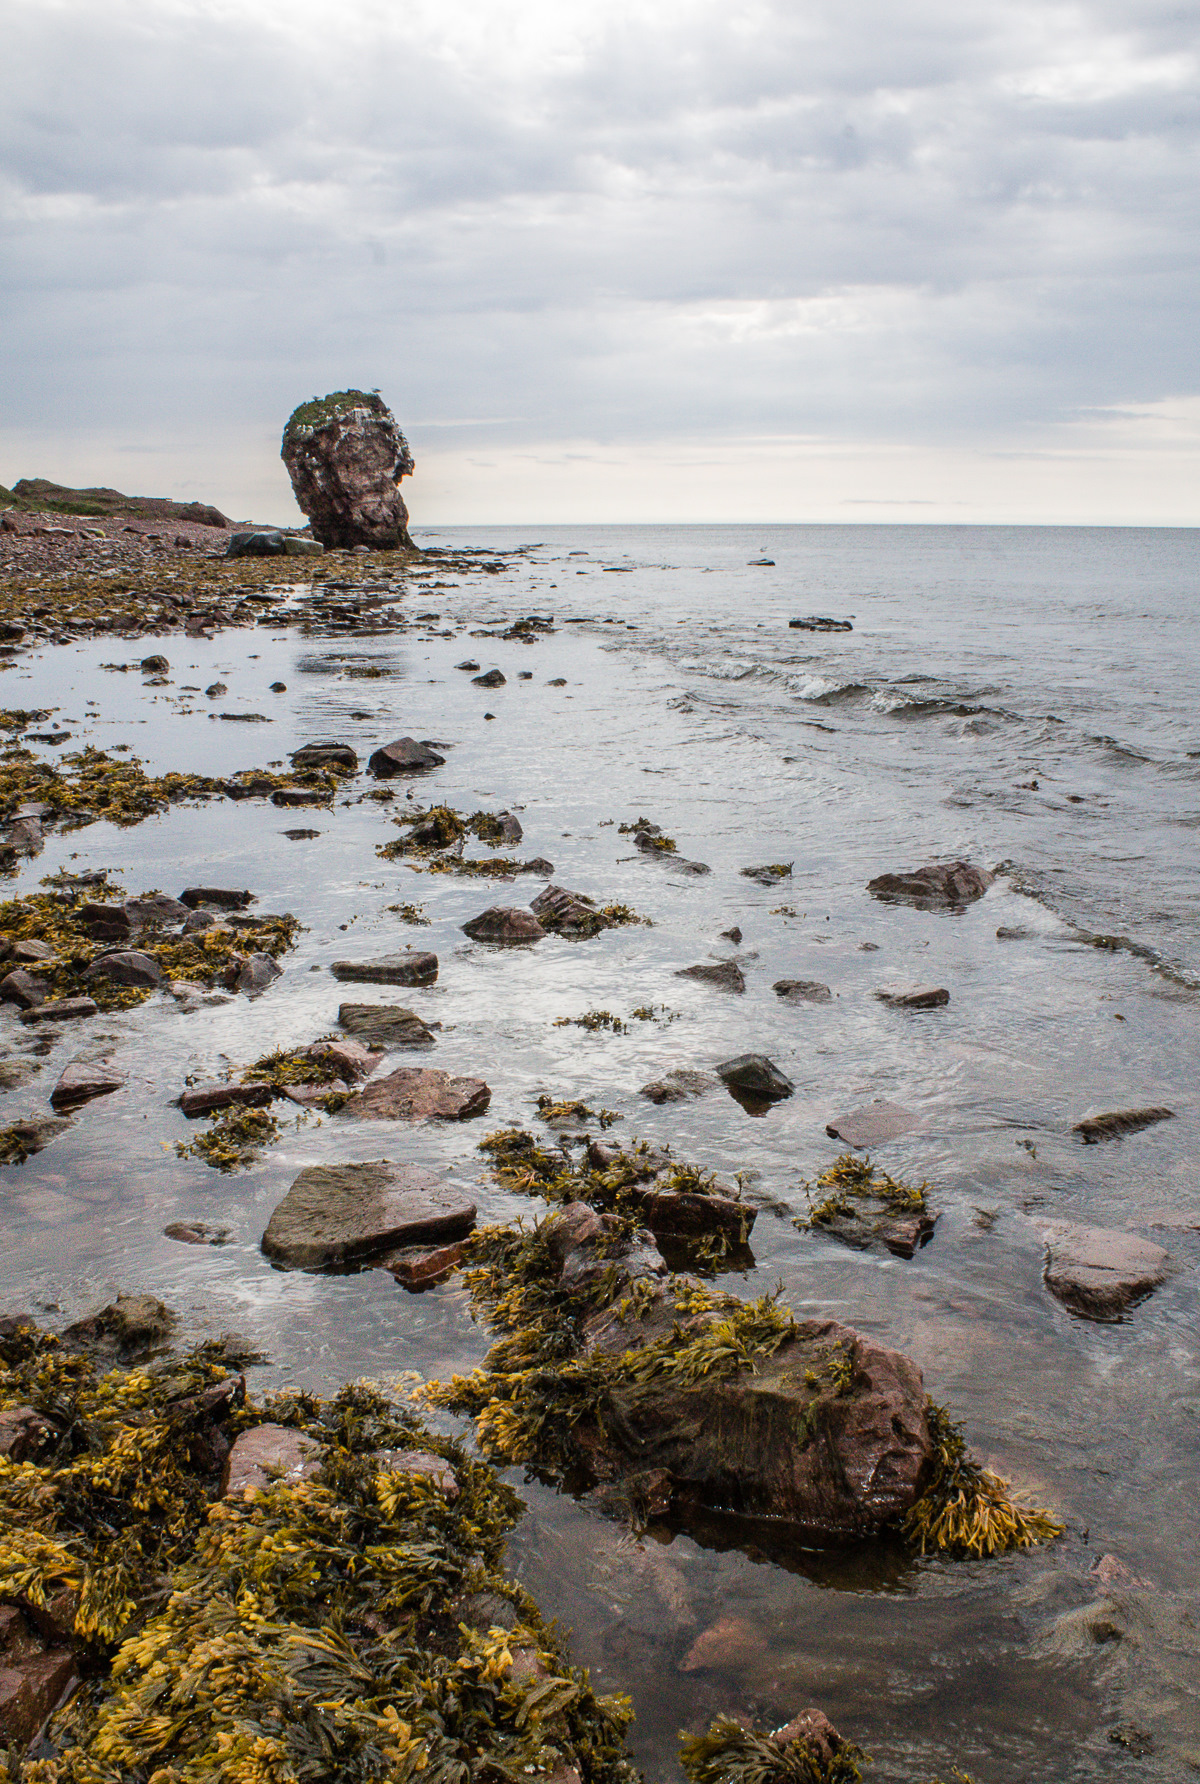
left=2, top=0, right=1199, bottom=525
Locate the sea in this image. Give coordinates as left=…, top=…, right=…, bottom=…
left=3, top=523, right=1199, bottom=1781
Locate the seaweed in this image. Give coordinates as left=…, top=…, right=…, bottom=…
left=553, top=1010, right=629, bottom=1033
left=535, top=1095, right=621, bottom=1128
left=679, top=1716, right=867, bottom=1784
left=175, top=1104, right=282, bottom=1170
left=796, top=1155, right=929, bottom=1230
left=902, top=1404, right=1064, bottom=1558
left=386, top=902, right=430, bottom=925
left=617, top=817, right=677, bottom=853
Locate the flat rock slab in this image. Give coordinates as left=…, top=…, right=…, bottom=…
left=462, top=906, right=546, bottom=944
left=774, top=979, right=832, bottom=1003
left=716, top=1054, right=794, bottom=1101
left=222, top=1424, right=322, bottom=1496
left=49, top=1060, right=124, bottom=1110
left=826, top=1100, right=921, bottom=1147
left=1043, top=1222, right=1170, bottom=1321
left=1073, top=1106, right=1175, bottom=1144
left=262, top=1160, right=476, bottom=1268
left=345, top=1066, right=491, bottom=1122
left=180, top=1081, right=274, bottom=1118
left=639, top=1068, right=716, bottom=1104
left=331, top=952, right=438, bottom=986
left=867, top=860, right=993, bottom=908
left=369, top=737, right=445, bottom=775
left=383, top=1239, right=469, bottom=1290
left=875, top=984, right=950, bottom=1009
left=676, top=960, right=745, bottom=993
left=20, top=998, right=97, bottom=1025
left=338, top=1004, right=436, bottom=1048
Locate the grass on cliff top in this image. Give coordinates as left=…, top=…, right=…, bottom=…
left=0, top=1317, right=638, bottom=1784
left=282, top=388, right=386, bottom=440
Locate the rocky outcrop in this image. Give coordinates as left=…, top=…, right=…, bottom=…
left=1042, top=1223, right=1170, bottom=1321
left=867, top=860, right=993, bottom=908
left=261, top=1161, right=476, bottom=1268
left=281, top=391, right=415, bottom=551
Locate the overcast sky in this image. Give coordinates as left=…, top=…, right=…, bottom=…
left=2, top=0, right=1198, bottom=523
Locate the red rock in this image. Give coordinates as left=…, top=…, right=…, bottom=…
left=772, top=1709, right=845, bottom=1769
left=0, top=969, right=47, bottom=1010
left=383, top=1239, right=468, bottom=1289
left=331, top=952, right=438, bottom=986
left=306, top=1038, right=380, bottom=1080
left=261, top=1161, right=476, bottom=1268
left=179, top=1081, right=274, bottom=1118
left=0, top=1406, right=55, bottom=1462
left=1042, top=1222, right=1170, bottom=1321
left=0, top=1649, right=77, bottom=1745
left=221, top=1423, right=322, bottom=1496
left=49, top=1060, right=125, bottom=1110
left=281, top=391, right=415, bottom=550
left=345, top=1066, right=491, bottom=1121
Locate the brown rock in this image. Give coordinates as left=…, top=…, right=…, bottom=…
left=0, top=1116, right=71, bottom=1156
left=874, top=984, right=950, bottom=1009
left=122, top=894, right=190, bottom=925
left=235, top=953, right=281, bottom=996
left=222, top=1423, right=322, bottom=1496
left=529, top=884, right=608, bottom=936
left=1073, top=1106, right=1175, bottom=1143
left=384, top=1239, right=469, bottom=1289
left=290, top=742, right=358, bottom=772
left=825, top=1100, right=920, bottom=1147
left=306, top=1038, right=380, bottom=1081
left=179, top=1081, right=274, bottom=1118
left=773, top=978, right=832, bottom=1003
left=281, top=390, right=415, bottom=550
left=630, top=1188, right=755, bottom=1245
left=639, top=1068, right=715, bottom=1104
left=675, top=960, right=745, bottom=992
left=83, top=950, right=163, bottom=989
left=772, top=1709, right=845, bottom=1770
left=180, top=886, right=254, bottom=909
left=867, top=860, right=994, bottom=908
left=462, top=905, right=546, bottom=944
left=78, top=902, right=134, bottom=941
left=62, top=1294, right=176, bottom=1359
left=338, top=1004, right=436, bottom=1047
left=0, top=1648, right=77, bottom=1746
left=49, top=1060, right=125, bottom=1110
left=0, top=970, right=47, bottom=1010
left=12, top=939, right=55, bottom=963
left=368, top=737, right=446, bottom=775
left=1042, top=1222, right=1170, bottom=1321
left=262, top=1160, right=476, bottom=1268
left=164, top=1220, right=230, bottom=1245
left=331, top=952, right=438, bottom=987
left=716, top=1054, right=793, bottom=1100
left=345, top=1066, right=491, bottom=1121
left=376, top=1448, right=458, bottom=1496
left=0, top=1406, right=55, bottom=1462
left=20, top=998, right=97, bottom=1025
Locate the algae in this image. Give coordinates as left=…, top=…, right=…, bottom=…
left=175, top=1104, right=282, bottom=1171
left=902, top=1404, right=1064, bottom=1558
left=679, top=1715, right=867, bottom=1784
left=796, top=1155, right=929, bottom=1230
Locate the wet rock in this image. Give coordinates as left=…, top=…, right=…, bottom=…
left=0, top=1057, right=35, bottom=1090
left=290, top=742, right=358, bottom=772
left=20, top=998, right=97, bottom=1025
left=825, top=1100, right=920, bottom=1147
left=234, top=954, right=282, bottom=996
left=331, top=952, right=438, bottom=987
left=679, top=1615, right=767, bottom=1673
left=547, top=677, right=567, bottom=687
left=547, top=1202, right=668, bottom=1297
left=0, top=969, right=47, bottom=1009
left=875, top=984, right=950, bottom=1009
left=0, top=1116, right=71, bottom=1156
left=83, top=950, right=163, bottom=990
left=675, top=960, right=745, bottom=992
left=0, top=816, right=44, bottom=858
left=633, top=1187, right=754, bottom=1244
left=164, top=1220, right=231, bottom=1246
left=717, top=1053, right=794, bottom=1105
left=1073, top=1106, right=1175, bottom=1143
left=375, top=1448, right=458, bottom=1496
left=867, top=860, right=994, bottom=908
left=181, top=909, right=227, bottom=934
left=271, top=785, right=324, bottom=807
left=368, top=736, right=445, bottom=775
left=140, top=654, right=169, bottom=673
left=1042, top=1222, right=1170, bottom=1321
left=529, top=885, right=608, bottom=936
left=789, top=615, right=853, bottom=631
left=226, top=530, right=286, bottom=558
left=639, top=1068, right=715, bottom=1104
left=180, top=886, right=254, bottom=909
left=384, top=1239, right=469, bottom=1290
left=771, top=1710, right=847, bottom=1771
left=0, top=1406, right=56, bottom=1462
left=306, top=1038, right=381, bottom=1081
left=0, top=1641, right=77, bottom=1747
left=455, top=659, right=480, bottom=671
left=283, top=828, right=321, bottom=841
left=262, top=1160, right=476, bottom=1268
left=270, top=681, right=287, bottom=692
left=13, top=939, right=56, bottom=963
left=179, top=1081, right=275, bottom=1118
left=345, top=1066, right=491, bottom=1122
left=338, top=1003, right=436, bottom=1047
left=79, top=901, right=134, bottom=941
left=123, top=893, right=190, bottom=925
left=462, top=906, right=546, bottom=944
left=774, top=978, right=831, bottom=1003
left=720, top=926, right=742, bottom=943
left=996, top=924, right=1030, bottom=940
left=62, top=1293, right=176, bottom=1360
left=741, top=862, right=793, bottom=885
left=281, top=390, right=415, bottom=550
left=49, top=1060, right=124, bottom=1110
left=472, top=668, right=506, bottom=687
left=222, top=1424, right=321, bottom=1495
left=519, top=856, right=556, bottom=875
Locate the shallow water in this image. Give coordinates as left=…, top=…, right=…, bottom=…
left=3, top=524, right=1199, bottom=1781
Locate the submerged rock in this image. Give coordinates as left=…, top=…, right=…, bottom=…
left=867, top=860, right=994, bottom=908
left=261, top=1160, right=476, bottom=1268
left=773, top=978, right=832, bottom=1003
left=331, top=952, right=438, bottom=987
left=368, top=737, right=445, bottom=775
left=639, top=1068, right=715, bottom=1104
left=338, top=1004, right=436, bottom=1047
left=344, top=1066, right=491, bottom=1122
left=825, top=1100, right=920, bottom=1147
left=281, top=390, right=415, bottom=550
left=163, top=1221, right=231, bottom=1246
left=62, top=1294, right=176, bottom=1360
left=741, top=862, right=793, bottom=885
left=0, top=1116, right=71, bottom=1158
left=1042, top=1222, right=1170, bottom=1321
left=716, top=1054, right=794, bottom=1101
left=20, top=998, right=97, bottom=1026
left=676, top=960, right=745, bottom=993
left=875, top=984, right=950, bottom=1009
left=462, top=906, right=546, bottom=945
left=1072, top=1106, right=1175, bottom=1143
left=49, top=1060, right=124, bottom=1110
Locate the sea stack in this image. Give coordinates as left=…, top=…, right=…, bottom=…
left=281, top=389, right=415, bottom=550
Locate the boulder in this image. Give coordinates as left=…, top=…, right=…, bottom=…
left=123, top=894, right=190, bottom=926
left=330, top=952, right=438, bottom=987
left=716, top=1054, right=794, bottom=1102
left=1042, top=1223, right=1170, bottom=1321
left=676, top=960, right=745, bottom=993
left=281, top=390, right=415, bottom=550
left=179, top=1082, right=274, bottom=1118
left=62, top=1294, right=175, bottom=1360
left=225, top=530, right=287, bottom=558
left=368, top=737, right=445, bottom=775
left=1072, top=1106, right=1175, bottom=1143
left=20, top=998, right=97, bottom=1025
left=0, top=969, right=47, bottom=1010
left=875, top=984, right=950, bottom=1009
left=345, top=1066, right=491, bottom=1122
left=825, top=1100, right=920, bottom=1147
left=639, top=1068, right=715, bottom=1104
left=290, top=742, right=358, bottom=772
left=867, top=860, right=994, bottom=908
left=338, top=1004, right=436, bottom=1047
left=180, top=887, right=254, bottom=909
left=472, top=669, right=506, bottom=687
left=222, top=1424, right=322, bottom=1495
left=773, top=979, right=832, bottom=1003
left=235, top=954, right=281, bottom=996
left=262, top=1161, right=476, bottom=1268
left=49, top=1060, right=125, bottom=1110
left=140, top=654, right=169, bottom=673
left=462, top=906, right=546, bottom=945
left=83, top=950, right=163, bottom=990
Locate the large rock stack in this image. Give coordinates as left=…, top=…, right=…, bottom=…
left=281, top=390, right=415, bottom=550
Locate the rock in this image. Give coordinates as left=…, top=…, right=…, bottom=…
left=679, top=1615, right=768, bottom=1673
left=375, top=1448, right=458, bottom=1496
left=1, top=816, right=44, bottom=857
left=123, top=894, right=190, bottom=925
left=12, top=939, right=55, bottom=963
left=462, top=906, right=546, bottom=944
left=875, top=984, right=950, bottom=1009
left=519, top=856, right=556, bottom=875
left=235, top=954, right=281, bottom=996
left=283, top=536, right=324, bottom=557
left=1073, top=1106, right=1175, bottom=1143
left=281, top=390, right=415, bottom=550
left=0, top=1116, right=71, bottom=1156
left=0, top=1644, right=77, bottom=1747
left=1042, top=1223, right=1170, bottom=1321
left=205, top=682, right=227, bottom=697
left=181, top=909, right=227, bottom=934
left=639, top=1068, right=715, bottom=1104
left=547, top=677, right=567, bottom=687
left=262, top=1161, right=476, bottom=1268
left=472, top=669, right=506, bottom=687
left=675, top=960, right=745, bottom=992
left=330, top=953, right=438, bottom=987
left=383, top=1239, right=469, bottom=1290
left=716, top=1054, right=794, bottom=1102
left=49, top=1060, right=124, bottom=1110
left=720, top=926, right=742, bottom=943
left=290, top=742, right=358, bottom=772
left=771, top=1710, right=846, bottom=1770
left=529, top=885, right=608, bottom=936
left=222, top=1424, right=322, bottom=1495
left=83, top=950, right=163, bottom=990
left=270, top=681, right=287, bottom=692
left=741, top=863, right=793, bottom=885
left=305, top=1039, right=381, bottom=1081
left=79, top=901, right=134, bottom=941
left=774, top=979, right=831, bottom=1003
left=789, top=616, right=852, bottom=631
left=62, top=1294, right=176, bottom=1360
left=20, top=998, right=97, bottom=1025
left=368, top=737, right=445, bottom=775
left=179, top=1081, right=275, bottom=1118
left=140, top=654, right=169, bottom=673
left=283, top=828, right=321, bottom=841
left=271, top=785, right=324, bottom=807
left=867, top=860, right=994, bottom=908
left=996, top=925, right=1030, bottom=940
left=180, top=886, right=254, bottom=909
left=632, top=1187, right=755, bottom=1245
left=344, top=1066, right=491, bottom=1122
left=338, top=1004, right=436, bottom=1047
left=0, top=969, right=47, bottom=1009
left=825, top=1100, right=920, bottom=1147
left=225, top=530, right=287, bottom=558
left=455, top=659, right=480, bottom=671
left=0, top=1406, right=56, bottom=1462
left=482, top=810, right=523, bottom=844
left=546, top=1202, right=668, bottom=1298
left=163, top=1221, right=230, bottom=1245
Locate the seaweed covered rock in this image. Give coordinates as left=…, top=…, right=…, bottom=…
left=797, top=1154, right=937, bottom=1259
left=281, top=390, right=416, bottom=550
left=681, top=1710, right=864, bottom=1784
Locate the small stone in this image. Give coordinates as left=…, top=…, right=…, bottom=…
left=345, top=1066, right=491, bottom=1122
left=720, top=926, right=742, bottom=943
left=368, top=737, right=445, bottom=775
left=383, top=1240, right=469, bottom=1290
left=338, top=1004, right=436, bottom=1047
left=676, top=960, right=745, bottom=992
left=262, top=1161, right=476, bottom=1268
left=789, top=615, right=852, bottom=631
left=1042, top=1222, right=1170, bottom=1321
left=716, top=1054, right=794, bottom=1101
left=462, top=906, right=546, bottom=944
left=180, top=886, right=254, bottom=909
left=221, top=1424, right=321, bottom=1494
left=455, top=659, right=480, bottom=671
left=472, top=668, right=506, bottom=687
left=741, top=862, right=793, bottom=884
left=205, top=682, right=228, bottom=697
left=270, top=681, right=287, bottom=692
left=140, top=654, right=169, bottom=673
left=235, top=954, right=282, bottom=996
left=164, top=1221, right=231, bottom=1246
left=331, top=953, right=438, bottom=987
left=271, top=785, right=324, bottom=806
left=825, top=1100, right=920, bottom=1147
left=875, top=984, right=950, bottom=1009
left=20, top=998, right=97, bottom=1025
left=83, top=950, right=163, bottom=990
left=49, top=1060, right=124, bottom=1110
left=774, top=979, right=831, bottom=1003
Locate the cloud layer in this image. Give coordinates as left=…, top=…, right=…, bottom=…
left=2, top=0, right=1198, bottom=520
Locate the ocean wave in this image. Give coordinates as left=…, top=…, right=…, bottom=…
left=871, top=691, right=989, bottom=719
left=788, top=675, right=869, bottom=703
